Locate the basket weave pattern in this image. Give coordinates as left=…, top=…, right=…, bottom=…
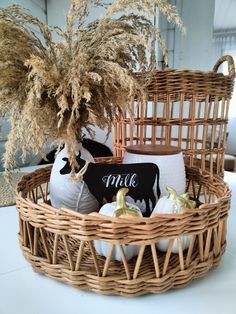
left=113, top=55, right=235, bottom=176
left=16, top=157, right=231, bottom=296
left=16, top=55, right=234, bottom=296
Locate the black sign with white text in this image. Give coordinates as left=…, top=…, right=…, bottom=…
left=60, top=153, right=160, bottom=216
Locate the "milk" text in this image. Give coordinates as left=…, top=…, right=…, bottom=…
left=102, top=173, right=138, bottom=188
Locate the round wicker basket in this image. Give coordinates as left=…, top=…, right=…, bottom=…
left=113, top=55, right=235, bottom=177
left=16, top=157, right=231, bottom=297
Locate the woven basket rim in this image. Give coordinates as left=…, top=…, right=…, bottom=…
left=16, top=164, right=231, bottom=224
left=135, top=68, right=232, bottom=77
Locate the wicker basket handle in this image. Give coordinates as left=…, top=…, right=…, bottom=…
left=213, top=55, right=235, bottom=77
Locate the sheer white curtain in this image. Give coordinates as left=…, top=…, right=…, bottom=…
left=213, top=33, right=236, bottom=104
left=213, top=32, right=236, bottom=58
left=213, top=31, right=236, bottom=154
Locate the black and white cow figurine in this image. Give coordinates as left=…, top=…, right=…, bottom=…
left=60, top=153, right=160, bottom=216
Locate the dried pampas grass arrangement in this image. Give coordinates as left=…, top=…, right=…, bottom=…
left=0, top=0, right=185, bottom=174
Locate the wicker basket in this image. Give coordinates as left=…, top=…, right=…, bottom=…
left=16, top=157, right=231, bottom=297
left=113, top=55, right=235, bottom=176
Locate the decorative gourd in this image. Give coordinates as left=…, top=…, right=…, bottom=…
left=49, top=144, right=99, bottom=214
left=94, top=188, right=142, bottom=261
left=151, top=187, right=196, bottom=253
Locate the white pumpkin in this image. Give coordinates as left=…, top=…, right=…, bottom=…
left=151, top=187, right=195, bottom=253
left=49, top=144, right=99, bottom=214
left=94, top=188, right=142, bottom=261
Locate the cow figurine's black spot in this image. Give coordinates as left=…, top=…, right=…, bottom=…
left=38, top=138, right=113, bottom=165
left=60, top=153, right=160, bottom=217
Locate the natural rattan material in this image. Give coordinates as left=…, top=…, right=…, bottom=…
left=113, top=55, right=235, bottom=176
left=16, top=158, right=231, bottom=296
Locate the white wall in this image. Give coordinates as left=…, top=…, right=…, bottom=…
left=0, top=0, right=46, bottom=22
left=159, top=0, right=215, bottom=71
left=157, top=0, right=176, bottom=68
left=175, top=0, right=215, bottom=70
left=47, top=0, right=108, bottom=28
left=46, top=0, right=70, bottom=29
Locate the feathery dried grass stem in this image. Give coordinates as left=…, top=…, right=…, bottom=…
left=0, top=0, right=184, bottom=174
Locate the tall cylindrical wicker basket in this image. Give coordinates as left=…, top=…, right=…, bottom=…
left=113, top=55, right=235, bottom=176
left=16, top=55, right=234, bottom=297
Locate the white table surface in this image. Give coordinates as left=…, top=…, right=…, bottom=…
left=0, top=166, right=236, bottom=314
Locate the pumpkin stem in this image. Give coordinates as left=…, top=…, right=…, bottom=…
left=114, top=188, right=140, bottom=217
left=166, top=186, right=196, bottom=210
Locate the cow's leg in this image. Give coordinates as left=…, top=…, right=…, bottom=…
left=144, top=197, right=151, bottom=217
left=150, top=192, right=156, bottom=213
